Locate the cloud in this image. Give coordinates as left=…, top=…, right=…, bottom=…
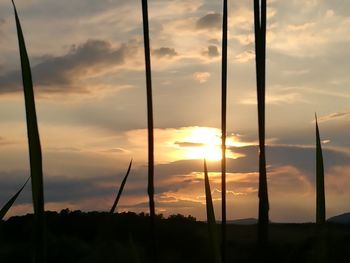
left=234, top=50, right=255, bottom=62
left=193, top=71, right=210, bottom=83
left=240, top=89, right=304, bottom=105
left=196, top=13, right=221, bottom=30
left=125, top=197, right=202, bottom=210
left=227, top=144, right=350, bottom=181
left=318, top=111, right=350, bottom=123
left=2, top=142, right=350, bottom=221
left=267, top=2, right=350, bottom=57
left=153, top=47, right=178, bottom=58
left=202, top=45, right=219, bottom=57
left=0, top=39, right=139, bottom=94
left=175, top=142, right=206, bottom=147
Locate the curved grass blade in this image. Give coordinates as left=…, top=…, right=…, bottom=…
left=0, top=177, right=30, bottom=220
left=253, top=0, right=269, bottom=245
left=12, top=1, right=46, bottom=262
left=140, top=0, right=157, bottom=261
left=221, top=0, right=228, bottom=261
left=110, top=159, right=133, bottom=214
left=315, top=114, right=325, bottom=224
left=204, top=159, right=221, bottom=263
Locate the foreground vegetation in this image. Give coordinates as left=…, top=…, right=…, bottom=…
left=1, top=211, right=349, bottom=263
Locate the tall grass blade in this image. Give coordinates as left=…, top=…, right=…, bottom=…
left=204, top=159, right=221, bottom=263
left=0, top=177, right=30, bottom=220
left=141, top=0, right=157, bottom=261
left=221, top=0, right=228, bottom=261
left=253, top=0, right=269, bottom=245
left=315, top=114, right=325, bottom=224
left=110, top=159, right=133, bottom=214
left=12, top=1, right=46, bottom=262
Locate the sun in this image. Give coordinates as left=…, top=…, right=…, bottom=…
left=175, top=127, right=242, bottom=161
left=182, top=127, right=222, bottom=161
left=164, top=126, right=246, bottom=162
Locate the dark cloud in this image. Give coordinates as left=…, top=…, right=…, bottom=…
left=0, top=39, right=138, bottom=94
left=196, top=13, right=221, bottom=30
left=174, top=141, right=206, bottom=147
left=1, top=144, right=349, bottom=213
left=228, top=145, right=350, bottom=182
left=101, top=148, right=127, bottom=154
left=125, top=198, right=202, bottom=209
left=153, top=47, right=178, bottom=58
left=0, top=171, right=145, bottom=206
left=203, top=45, right=220, bottom=57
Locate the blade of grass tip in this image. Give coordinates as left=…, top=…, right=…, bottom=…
left=253, top=0, right=269, bottom=245
left=204, top=159, right=221, bottom=263
left=140, top=0, right=157, bottom=262
left=110, top=159, right=133, bottom=214
left=221, top=0, right=228, bottom=261
left=315, top=114, right=325, bottom=224
left=0, top=176, right=30, bottom=220
left=12, top=1, right=46, bottom=262
left=315, top=113, right=327, bottom=263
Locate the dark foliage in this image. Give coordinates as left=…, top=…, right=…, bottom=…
left=1, top=211, right=350, bottom=263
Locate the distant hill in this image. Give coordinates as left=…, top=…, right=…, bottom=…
left=227, top=218, right=258, bottom=225
left=328, top=213, right=350, bottom=224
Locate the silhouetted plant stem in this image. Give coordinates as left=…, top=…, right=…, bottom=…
left=253, top=0, right=269, bottom=245
left=110, top=159, right=133, bottom=214
left=204, top=159, right=221, bottom=263
left=315, top=114, right=325, bottom=225
left=12, top=1, right=46, bottom=262
left=141, top=0, right=157, bottom=262
left=0, top=176, right=30, bottom=220
left=221, top=0, right=228, bottom=262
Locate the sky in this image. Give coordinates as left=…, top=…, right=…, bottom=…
left=0, top=0, right=350, bottom=222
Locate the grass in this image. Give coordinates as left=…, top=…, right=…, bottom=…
left=0, top=177, right=30, bottom=220
left=315, top=114, right=326, bottom=224
left=110, top=159, right=133, bottom=214
left=204, top=159, right=221, bottom=263
left=141, top=0, right=157, bottom=262
left=253, top=0, right=269, bottom=245
left=12, top=1, right=46, bottom=262
left=221, top=0, right=228, bottom=261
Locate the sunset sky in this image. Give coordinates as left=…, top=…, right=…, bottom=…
left=0, top=0, right=350, bottom=222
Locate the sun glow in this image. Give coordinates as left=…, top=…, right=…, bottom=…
left=176, top=127, right=244, bottom=161
left=126, top=126, right=247, bottom=163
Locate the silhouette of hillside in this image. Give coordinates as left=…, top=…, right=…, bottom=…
left=1, top=210, right=350, bottom=262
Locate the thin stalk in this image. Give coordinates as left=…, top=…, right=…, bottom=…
left=221, top=0, right=228, bottom=262
left=110, top=159, right=133, bottom=214
left=204, top=159, right=221, bottom=263
left=141, top=0, right=157, bottom=261
left=0, top=176, right=30, bottom=220
left=12, top=1, right=46, bottom=262
left=315, top=114, right=325, bottom=224
left=253, top=0, right=269, bottom=245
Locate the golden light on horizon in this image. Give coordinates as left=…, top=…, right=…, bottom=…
left=126, top=127, right=248, bottom=163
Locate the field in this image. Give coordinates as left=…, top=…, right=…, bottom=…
left=1, top=211, right=349, bottom=263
